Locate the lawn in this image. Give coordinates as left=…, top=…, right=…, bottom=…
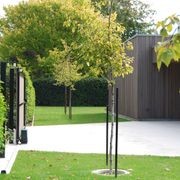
left=1, top=151, right=180, bottom=179
left=34, top=106, right=127, bottom=126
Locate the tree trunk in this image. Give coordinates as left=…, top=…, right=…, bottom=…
left=69, top=87, right=72, bottom=120
left=107, top=0, right=114, bottom=173
left=109, top=83, right=115, bottom=173
left=64, top=86, right=67, bottom=115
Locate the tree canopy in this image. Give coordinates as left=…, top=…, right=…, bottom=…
left=92, top=0, right=156, bottom=40
left=0, top=0, right=133, bottom=81
left=155, top=14, right=180, bottom=69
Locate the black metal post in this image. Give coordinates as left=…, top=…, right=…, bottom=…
left=9, top=68, right=15, bottom=130
left=64, top=86, right=67, bottom=115
left=16, top=68, right=20, bottom=144
left=69, top=87, right=72, bottom=119
left=115, top=88, right=119, bottom=178
left=106, top=105, right=109, bottom=166
left=24, top=77, right=26, bottom=127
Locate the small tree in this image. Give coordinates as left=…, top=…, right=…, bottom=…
left=155, top=14, right=180, bottom=69
left=52, top=43, right=83, bottom=119
left=105, top=1, right=133, bottom=172
left=80, top=0, right=133, bottom=173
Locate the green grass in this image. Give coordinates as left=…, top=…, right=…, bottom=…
left=34, top=106, right=127, bottom=126
left=1, top=151, right=180, bottom=179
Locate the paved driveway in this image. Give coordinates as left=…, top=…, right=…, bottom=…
left=19, top=121, right=180, bottom=156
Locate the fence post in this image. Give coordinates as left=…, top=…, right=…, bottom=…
left=24, top=77, right=26, bottom=127
left=16, top=68, right=20, bottom=144
left=9, top=68, right=15, bottom=130
left=115, top=88, right=119, bottom=178
left=106, top=105, right=109, bottom=166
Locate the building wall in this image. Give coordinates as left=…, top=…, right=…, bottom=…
left=115, top=37, right=139, bottom=119
left=137, top=36, right=180, bottom=119
left=115, top=35, right=180, bottom=120
left=137, top=36, right=162, bottom=118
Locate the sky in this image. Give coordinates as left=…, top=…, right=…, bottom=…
left=142, top=0, right=180, bottom=21
left=0, top=0, right=180, bottom=22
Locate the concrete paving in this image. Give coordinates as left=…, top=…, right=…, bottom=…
left=19, top=121, right=180, bottom=156
left=2, top=121, right=180, bottom=174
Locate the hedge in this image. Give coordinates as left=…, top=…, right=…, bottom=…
left=33, top=77, right=108, bottom=106
left=23, top=68, right=36, bottom=123
left=0, top=83, right=6, bottom=154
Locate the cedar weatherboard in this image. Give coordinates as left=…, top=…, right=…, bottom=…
left=114, top=35, right=180, bottom=120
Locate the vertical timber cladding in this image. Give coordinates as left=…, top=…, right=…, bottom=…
left=115, top=36, right=139, bottom=119
left=166, top=63, right=180, bottom=118
left=137, top=35, right=167, bottom=119
left=137, top=35, right=180, bottom=119
left=115, top=35, right=180, bottom=120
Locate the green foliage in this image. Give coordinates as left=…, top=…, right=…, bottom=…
left=0, top=0, right=133, bottom=81
left=51, top=45, right=83, bottom=89
left=74, top=77, right=108, bottom=105
left=155, top=14, right=180, bottom=70
left=92, top=0, right=156, bottom=40
left=33, top=77, right=108, bottom=106
left=0, top=0, right=88, bottom=78
left=22, top=68, right=35, bottom=123
left=0, top=84, right=6, bottom=153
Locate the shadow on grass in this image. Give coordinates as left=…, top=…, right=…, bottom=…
left=34, top=106, right=129, bottom=126
left=70, top=113, right=105, bottom=123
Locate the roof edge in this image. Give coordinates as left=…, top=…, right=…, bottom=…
left=124, top=34, right=162, bottom=43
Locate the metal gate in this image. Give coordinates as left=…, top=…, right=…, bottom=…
left=9, top=67, right=26, bottom=144
left=17, top=70, right=26, bottom=143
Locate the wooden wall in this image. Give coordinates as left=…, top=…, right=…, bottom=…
left=115, top=37, right=139, bottom=119
left=115, top=35, right=180, bottom=120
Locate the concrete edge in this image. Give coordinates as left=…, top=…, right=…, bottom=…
left=0, top=144, right=19, bottom=174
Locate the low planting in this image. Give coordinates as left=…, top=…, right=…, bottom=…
left=0, top=84, right=6, bottom=155
left=23, top=68, right=35, bottom=124
left=1, top=151, right=180, bottom=179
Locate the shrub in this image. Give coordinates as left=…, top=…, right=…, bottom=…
left=23, top=68, right=36, bottom=123
left=34, top=77, right=108, bottom=106
left=0, top=83, right=6, bottom=153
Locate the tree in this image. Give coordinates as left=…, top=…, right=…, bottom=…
left=155, top=14, right=180, bottom=70
left=50, top=44, right=83, bottom=119
left=0, top=0, right=94, bottom=79
left=81, top=0, right=133, bottom=173
left=92, top=0, right=156, bottom=40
